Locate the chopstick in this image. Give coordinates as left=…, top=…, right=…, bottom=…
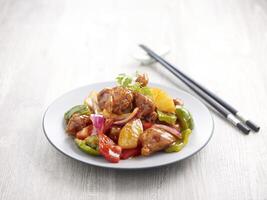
left=139, top=44, right=260, bottom=134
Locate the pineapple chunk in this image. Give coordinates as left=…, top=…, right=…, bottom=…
left=150, top=88, right=175, bottom=113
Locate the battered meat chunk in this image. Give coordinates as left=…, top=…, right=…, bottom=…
left=108, top=126, right=121, bottom=143
left=173, top=98, right=184, bottom=106
left=140, top=127, right=176, bottom=156
left=97, top=86, right=134, bottom=114
left=97, top=88, right=113, bottom=113
left=66, top=114, right=91, bottom=135
left=144, top=111, right=158, bottom=123
left=135, top=73, right=149, bottom=87
left=134, top=92, right=155, bottom=117
left=112, top=86, right=134, bottom=114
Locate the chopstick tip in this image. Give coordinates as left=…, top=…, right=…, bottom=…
left=138, top=44, right=149, bottom=51
left=237, top=123, right=250, bottom=135
left=246, top=120, right=260, bottom=132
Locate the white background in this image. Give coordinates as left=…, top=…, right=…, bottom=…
left=0, top=0, right=266, bottom=199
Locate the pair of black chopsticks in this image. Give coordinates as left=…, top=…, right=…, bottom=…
left=139, top=44, right=260, bottom=134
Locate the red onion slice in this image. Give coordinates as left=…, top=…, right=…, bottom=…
left=152, top=124, right=182, bottom=139
left=113, top=108, right=139, bottom=125
left=90, top=114, right=105, bottom=135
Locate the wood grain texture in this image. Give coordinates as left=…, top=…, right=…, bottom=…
left=0, top=0, right=267, bottom=199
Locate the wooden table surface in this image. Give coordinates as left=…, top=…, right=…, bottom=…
left=0, top=0, right=267, bottom=199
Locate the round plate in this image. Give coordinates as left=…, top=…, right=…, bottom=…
left=43, top=82, right=214, bottom=169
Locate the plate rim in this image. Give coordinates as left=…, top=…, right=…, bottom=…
left=42, top=81, right=214, bottom=170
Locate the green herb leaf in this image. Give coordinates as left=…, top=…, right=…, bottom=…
left=115, top=73, right=152, bottom=97
left=116, top=74, right=132, bottom=87
left=138, top=86, right=152, bottom=96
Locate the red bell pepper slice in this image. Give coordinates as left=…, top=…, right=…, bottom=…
left=142, top=122, right=153, bottom=130
left=90, top=114, right=122, bottom=163
left=120, top=147, right=141, bottom=160
left=99, top=134, right=122, bottom=163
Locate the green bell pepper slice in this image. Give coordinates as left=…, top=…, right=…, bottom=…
left=64, top=105, right=91, bottom=122
left=75, top=138, right=99, bottom=156
left=85, top=135, right=99, bottom=149
left=157, top=110, right=177, bottom=125
left=165, top=129, right=192, bottom=153
left=175, top=106, right=194, bottom=131
left=181, top=128, right=192, bottom=145
left=164, top=141, right=185, bottom=153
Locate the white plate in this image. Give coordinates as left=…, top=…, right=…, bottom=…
left=42, top=82, right=214, bottom=169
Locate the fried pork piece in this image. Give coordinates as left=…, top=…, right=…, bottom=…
left=135, top=73, right=149, bottom=87
left=112, top=86, right=134, bottom=114
left=140, top=127, right=176, bottom=156
left=144, top=111, right=158, bottom=123
left=173, top=98, right=184, bottom=106
left=97, top=86, right=134, bottom=114
left=134, top=92, right=155, bottom=117
left=97, top=88, right=113, bottom=113
left=108, top=126, right=121, bottom=143
left=66, top=114, right=91, bottom=135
